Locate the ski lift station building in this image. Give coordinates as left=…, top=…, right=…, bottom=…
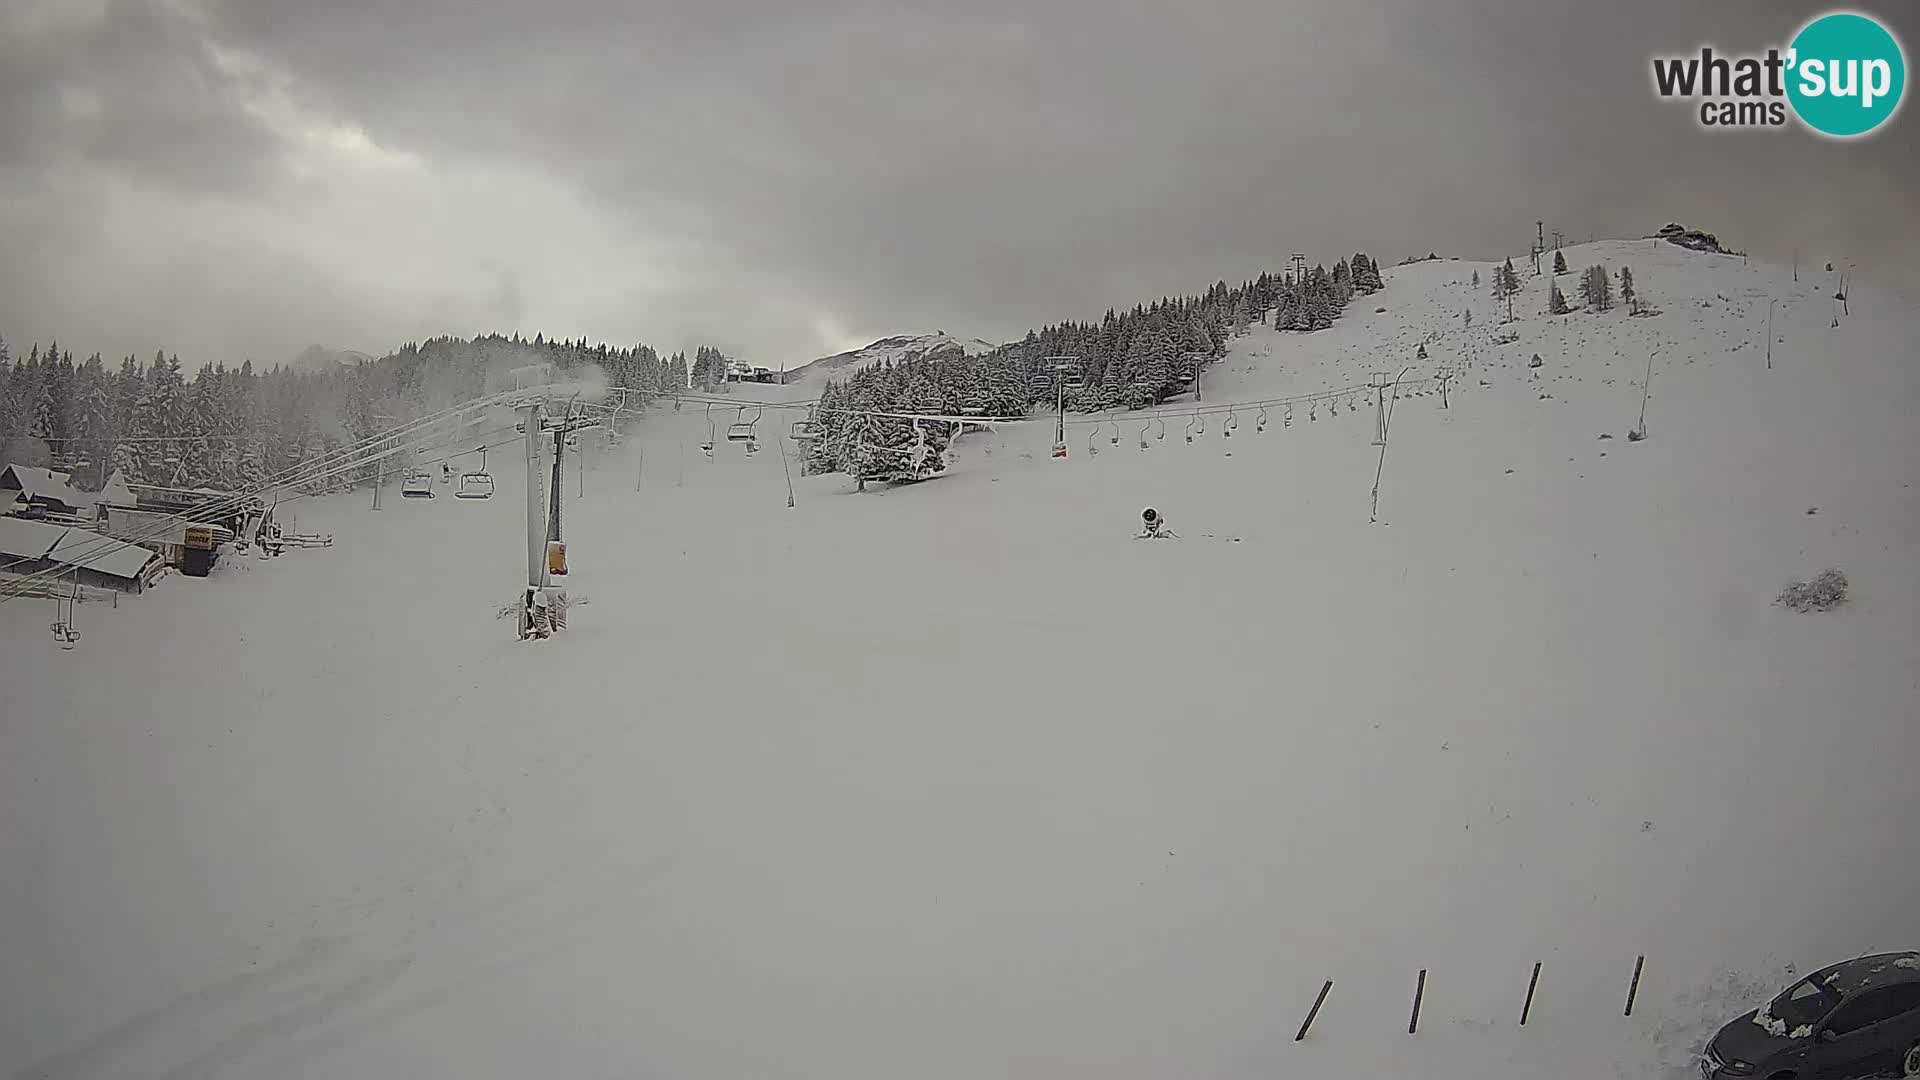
left=0, top=515, right=166, bottom=594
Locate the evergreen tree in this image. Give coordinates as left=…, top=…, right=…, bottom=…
left=1463, top=307, right=1473, bottom=328
left=1581, top=265, right=1614, bottom=311
left=1553, top=249, right=1568, bottom=275
left=1619, top=266, right=1637, bottom=314
left=109, top=356, right=141, bottom=481
left=72, top=354, right=114, bottom=489
left=1492, top=258, right=1523, bottom=322
left=0, top=340, right=16, bottom=468
left=1351, top=253, right=1383, bottom=293
left=1472, top=269, right=1481, bottom=289
left=1549, top=282, right=1570, bottom=315
left=1499, top=258, right=1522, bottom=297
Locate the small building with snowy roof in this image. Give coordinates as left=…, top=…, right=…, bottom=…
left=0, top=463, right=86, bottom=517
left=0, top=515, right=165, bottom=593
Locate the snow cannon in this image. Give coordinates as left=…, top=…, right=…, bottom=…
left=1138, top=507, right=1173, bottom=539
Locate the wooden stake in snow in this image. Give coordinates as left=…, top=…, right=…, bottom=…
left=776, top=430, right=796, bottom=509
left=1295, top=980, right=1333, bottom=1041
left=1633, top=349, right=1659, bottom=441
left=1521, top=962, right=1542, bottom=1025
left=1371, top=372, right=1390, bottom=447
left=1624, top=955, right=1645, bottom=1016
left=1766, top=301, right=1775, bottom=371
left=1409, top=969, right=1428, bottom=1034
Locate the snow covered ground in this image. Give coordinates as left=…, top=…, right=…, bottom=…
left=3, top=241, right=1916, bottom=1080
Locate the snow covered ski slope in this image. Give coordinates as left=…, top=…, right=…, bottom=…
left=3, top=241, right=1916, bottom=1080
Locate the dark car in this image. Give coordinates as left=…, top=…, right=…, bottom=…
left=1703, top=952, right=1920, bottom=1079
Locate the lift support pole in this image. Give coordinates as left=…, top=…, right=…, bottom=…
left=522, top=403, right=546, bottom=593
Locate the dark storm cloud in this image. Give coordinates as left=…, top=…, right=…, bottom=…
left=0, top=0, right=281, bottom=196
left=1, top=0, right=1916, bottom=369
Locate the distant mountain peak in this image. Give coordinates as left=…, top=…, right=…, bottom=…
left=292, top=345, right=373, bottom=372
left=787, top=332, right=999, bottom=381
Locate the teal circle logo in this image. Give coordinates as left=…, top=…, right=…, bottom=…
left=1787, top=12, right=1906, bottom=137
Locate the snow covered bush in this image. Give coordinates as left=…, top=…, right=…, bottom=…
left=1777, top=569, right=1849, bottom=612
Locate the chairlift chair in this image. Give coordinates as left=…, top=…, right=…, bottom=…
left=726, top=405, right=762, bottom=443
left=700, top=403, right=717, bottom=456
left=401, top=469, right=435, bottom=499
left=456, top=446, right=495, bottom=499
left=49, top=570, right=80, bottom=649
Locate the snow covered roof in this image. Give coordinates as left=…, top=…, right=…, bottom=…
left=0, top=515, right=162, bottom=580
left=98, top=469, right=136, bottom=509
left=0, top=515, right=59, bottom=559
left=0, top=463, right=84, bottom=508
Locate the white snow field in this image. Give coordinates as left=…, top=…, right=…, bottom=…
left=3, top=241, right=1917, bottom=1080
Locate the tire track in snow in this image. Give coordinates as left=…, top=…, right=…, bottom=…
left=11, top=935, right=343, bottom=1080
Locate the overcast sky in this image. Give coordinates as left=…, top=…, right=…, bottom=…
left=1, top=0, right=1914, bottom=370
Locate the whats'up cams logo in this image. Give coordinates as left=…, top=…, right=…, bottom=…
left=1651, top=10, right=1906, bottom=138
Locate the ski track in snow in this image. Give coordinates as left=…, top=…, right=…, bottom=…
left=3, top=241, right=1917, bottom=1080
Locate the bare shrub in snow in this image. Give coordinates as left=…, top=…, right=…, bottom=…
left=1776, top=569, right=1849, bottom=612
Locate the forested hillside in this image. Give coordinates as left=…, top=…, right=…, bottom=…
left=0, top=335, right=700, bottom=494
left=803, top=254, right=1385, bottom=481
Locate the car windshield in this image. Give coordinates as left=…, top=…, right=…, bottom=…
left=1773, top=976, right=1844, bottom=1027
